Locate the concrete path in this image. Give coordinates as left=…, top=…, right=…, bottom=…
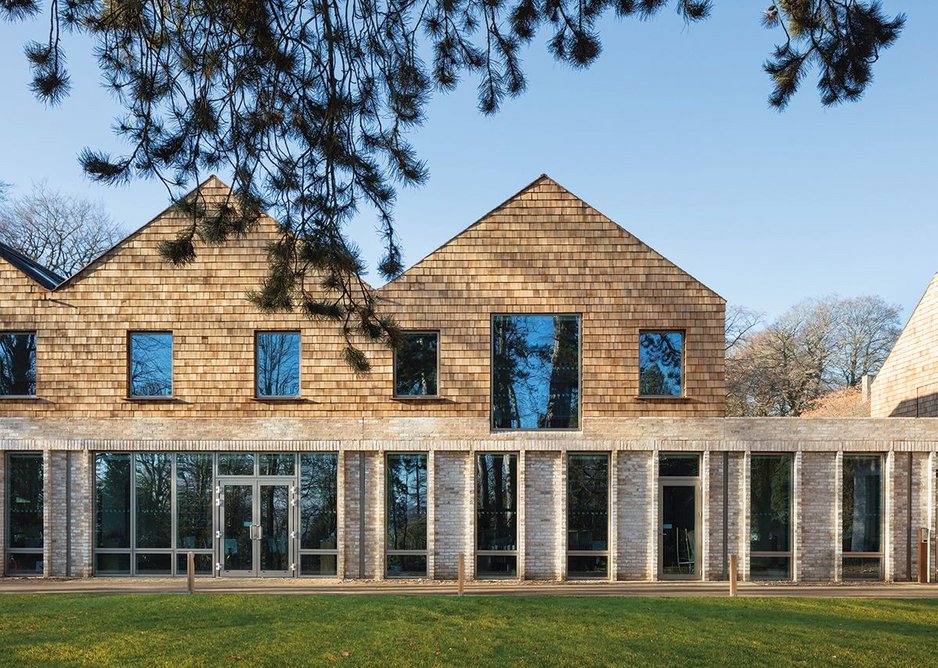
left=1, top=577, right=937, bottom=597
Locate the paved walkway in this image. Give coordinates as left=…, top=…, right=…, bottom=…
left=1, top=577, right=937, bottom=597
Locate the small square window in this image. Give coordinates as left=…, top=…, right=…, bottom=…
left=0, top=332, right=37, bottom=397
left=255, top=331, right=300, bottom=398
left=639, top=331, right=684, bottom=397
left=128, top=332, right=173, bottom=397
left=394, top=331, right=439, bottom=397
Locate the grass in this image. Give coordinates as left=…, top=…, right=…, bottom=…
left=0, top=594, right=935, bottom=666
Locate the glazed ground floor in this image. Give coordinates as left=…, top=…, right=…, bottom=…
left=2, top=417, right=937, bottom=583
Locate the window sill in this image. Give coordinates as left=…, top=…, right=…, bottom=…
left=124, top=397, right=180, bottom=404
left=635, top=395, right=690, bottom=401
left=392, top=395, right=448, bottom=402
left=252, top=397, right=312, bottom=404
left=0, top=395, right=41, bottom=401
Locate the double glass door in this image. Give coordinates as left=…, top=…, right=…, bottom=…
left=219, top=479, right=294, bottom=576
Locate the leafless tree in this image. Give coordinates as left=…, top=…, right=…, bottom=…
left=831, top=296, right=902, bottom=387
left=725, top=305, right=764, bottom=353
left=0, top=182, right=123, bottom=276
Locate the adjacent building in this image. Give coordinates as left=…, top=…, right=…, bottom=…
left=1, top=176, right=935, bottom=583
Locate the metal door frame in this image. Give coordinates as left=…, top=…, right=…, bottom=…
left=217, top=477, right=296, bottom=577
left=658, top=479, right=702, bottom=581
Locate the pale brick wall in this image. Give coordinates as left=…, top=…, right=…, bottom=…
left=616, top=452, right=653, bottom=580
left=524, top=452, right=561, bottom=580
left=872, top=273, right=938, bottom=418
left=342, top=452, right=382, bottom=579
left=433, top=452, right=469, bottom=579
left=705, top=452, right=745, bottom=581
left=799, top=452, right=837, bottom=582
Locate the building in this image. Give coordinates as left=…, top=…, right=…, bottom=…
left=1, top=176, right=936, bottom=583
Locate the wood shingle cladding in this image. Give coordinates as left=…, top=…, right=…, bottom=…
left=0, top=175, right=725, bottom=419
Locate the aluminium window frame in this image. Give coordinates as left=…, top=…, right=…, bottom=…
left=126, top=330, right=174, bottom=399
left=657, top=452, right=702, bottom=581
left=4, top=452, right=44, bottom=576
left=0, top=331, right=38, bottom=399
left=253, top=330, right=302, bottom=400
left=296, top=452, right=340, bottom=578
left=841, top=452, right=886, bottom=581
left=490, top=313, right=583, bottom=432
left=637, top=329, right=687, bottom=399
left=474, top=452, right=520, bottom=580
left=392, top=330, right=441, bottom=399
left=565, top=452, right=611, bottom=579
left=748, top=453, right=794, bottom=580
left=384, top=452, right=429, bottom=578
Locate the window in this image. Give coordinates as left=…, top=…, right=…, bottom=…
left=567, top=454, right=609, bottom=578
left=750, top=455, right=792, bottom=580
left=386, top=453, right=428, bottom=577
left=299, top=453, right=339, bottom=576
left=5, top=453, right=43, bottom=576
left=476, top=453, right=518, bottom=577
left=0, top=332, right=36, bottom=397
left=255, top=332, right=300, bottom=398
left=394, top=332, right=439, bottom=397
left=128, top=332, right=173, bottom=397
left=639, top=331, right=684, bottom=397
left=95, top=452, right=214, bottom=576
left=492, top=314, right=580, bottom=430
left=842, top=455, right=883, bottom=580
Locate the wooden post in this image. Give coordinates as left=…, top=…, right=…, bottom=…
left=187, top=551, right=195, bottom=594
left=729, top=554, right=738, bottom=597
left=457, top=553, right=465, bottom=596
left=918, top=529, right=927, bottom=583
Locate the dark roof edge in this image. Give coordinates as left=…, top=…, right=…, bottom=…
left=0, top=241, right=66, bottom=289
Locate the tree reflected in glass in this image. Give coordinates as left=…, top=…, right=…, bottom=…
left=639, top=331, right=683, bottom=396
left=256, top=332, right=300, bottom=397
left=129, top=332, right=173, bottom=397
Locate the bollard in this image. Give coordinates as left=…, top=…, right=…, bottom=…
left=187, top=551, right=195, bottom=594
left=457, top=553, right=465, bottom=596
left=729, top=554, right=738, bottom=597
left=918, top=528, right=929, bottom=584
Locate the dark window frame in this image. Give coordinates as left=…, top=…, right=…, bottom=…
left=749, top=453, right=793, bottom=580
left=385, top=452, right=429, bottom=578
left=126, top=330, right=174, bottom=399
left=254, top=330, right=302, bottom=399
left=4, top=452, right=44, bottom=576
left=392, top=330, right=441, bottom=399
left=0, top=331, right=38, bottom=399
left=475, top=452, right=519, bottom=579
left=637, top=329, right=686, bottom=399
left=490, top=312, right=583, bottom=432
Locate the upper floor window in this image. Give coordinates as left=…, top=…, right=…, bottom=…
left=0, top=332, right=37, bottom=397
left=394, top=331, right=439, bottom=397
left=128, top=332, right=173, bottom=398
left=491, top=314, right=580, bottom=430
left=639, top=331, right=684, bottom=397
left=255, top=331, right=300, bottom=398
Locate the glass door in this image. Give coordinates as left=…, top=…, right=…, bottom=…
left=219, top=481, right=294, bottom=577
left=659, top=482, right=700, bottom=579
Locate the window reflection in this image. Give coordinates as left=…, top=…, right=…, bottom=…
left=476, top=453, right=518, bottom=577
left=135, top=454, right=172, bottom=549
left=256, top=332, right=300, bottom=397
left=567, top=454, right=609, bottom=577
left=394, top=332, right=439, bottom=397
left=842, top=455, right=883, bottom=579
left=386, top=453, right=428, bottom=577
left=6, top=453, right=43, bottom=576
left=750, top=455, right=792, bottom=580
left=492, top=314, right=580, bottom=429
left=0, top=332, right=36, bottom=396
left=176, top=454, right=213, bottom=550
left=639, top=331, right=683, bottom=397
left=95, top=453, right=131, bottom=549
left=128, top=332, right=173, bottom=397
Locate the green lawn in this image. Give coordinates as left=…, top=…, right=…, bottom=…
left=0, top=595, right=935, bottom=666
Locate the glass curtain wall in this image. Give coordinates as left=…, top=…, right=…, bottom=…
left=842, top=455, right=883, bottom=580
left=5, top=453, right=43, bottom=575
left=299, top=453, right=339, bottom=575
left=750, top=455, right=792, bottom=579
left=386, top=453, right=428, bottom=577
left=567, top=454, right=609, bottom=578
left=476, top=453, right=518, bottom=577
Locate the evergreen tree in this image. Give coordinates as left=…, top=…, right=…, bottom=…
left=0, top=1, right=905, bottom=367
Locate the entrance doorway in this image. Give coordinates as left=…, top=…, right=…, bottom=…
left=219, top=479, right=295, bottom=576
left=658, top=454, right=701, bottom=580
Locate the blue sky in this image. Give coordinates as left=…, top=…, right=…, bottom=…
left=0, top=4, right=935, bottom=321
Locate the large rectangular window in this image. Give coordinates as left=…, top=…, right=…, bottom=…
left=476, top=453, right=518, bottom=577
left=386, top=453, right=428, bottom=577
left=95, top=452, right=215, bottom=576
left=750, top=455, right=792, bottom=580
left=567, top=454, right=609, bottom=578
left=492, top=314, right=580, bottom=430
left=255, top=331, right=300, bottom=398
left=842, top=455, right=883, bottom=580
left=5, top=453, right=43, bottom=576
left=128, top=332, right=173, bottom=397
left=0, top=332, right=37, bottom=397
left=299, top=453, right=338, bottom=576
left=639, top=331, right=684, bottom=397
left=394, top=332, right=439, bottom=397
